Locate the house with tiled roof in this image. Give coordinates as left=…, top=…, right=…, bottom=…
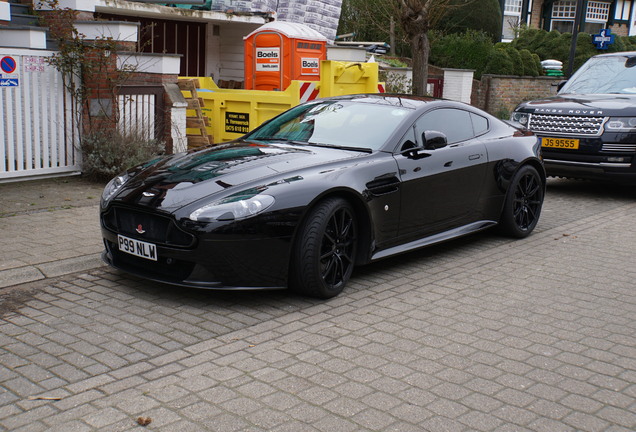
left=501, top=0, right=636, bottom=41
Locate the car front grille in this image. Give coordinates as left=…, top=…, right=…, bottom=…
left=103, top=207, right=195, bottom=247
left=529, top=114, right=605, bottom=136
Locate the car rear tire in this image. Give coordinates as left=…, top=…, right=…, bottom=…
left=291, top=197, right=357, bottom=299
left=499, top=165, right=544, bottom=238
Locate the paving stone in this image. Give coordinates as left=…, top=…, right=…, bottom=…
left=2, top=179, right=636, bottom=430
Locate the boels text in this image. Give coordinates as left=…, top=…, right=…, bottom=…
left=257, top=51, right=279, bottom=58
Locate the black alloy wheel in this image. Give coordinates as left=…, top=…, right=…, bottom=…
left=291, top=197, right=357, bottom=299
left=499, top=165, right=544, bottom=238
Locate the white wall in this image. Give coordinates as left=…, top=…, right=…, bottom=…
left=442, top=69, right=474, bottom=104
left=215, top=23, right=261, bottom=82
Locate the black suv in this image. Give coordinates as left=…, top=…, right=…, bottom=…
left=511, top=52, right=636, bottom=183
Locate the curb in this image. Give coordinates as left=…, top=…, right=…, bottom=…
left=0, top=253, right=105, bottom=289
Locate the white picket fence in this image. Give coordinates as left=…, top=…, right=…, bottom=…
left=0, top=49, right=80, bottom=182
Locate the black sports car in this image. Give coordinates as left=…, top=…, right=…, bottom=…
left=100, top=94, right=545, bottom=298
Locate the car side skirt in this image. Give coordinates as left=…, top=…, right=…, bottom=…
left=371, top=220, right=497, bottom=261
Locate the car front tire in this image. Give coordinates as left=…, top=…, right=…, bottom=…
left=291, top=197, right=357, bottom=299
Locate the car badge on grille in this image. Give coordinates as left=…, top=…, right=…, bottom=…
left=142, top=191, right=156, bottom=197
left=136, top=224, right=146, bottom=234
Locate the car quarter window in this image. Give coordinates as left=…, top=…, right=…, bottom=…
left=470, top=113, right=489, bottom=136
left=415, top=108, right=474, bottom=144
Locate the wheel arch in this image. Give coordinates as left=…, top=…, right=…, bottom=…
left=291, top=188, right=374, bottom=268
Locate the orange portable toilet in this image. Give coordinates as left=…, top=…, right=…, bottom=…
left=244, top=21, right=327, bottom=91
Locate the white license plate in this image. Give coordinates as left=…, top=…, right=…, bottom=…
left=117, top=234, right=157, bottom=261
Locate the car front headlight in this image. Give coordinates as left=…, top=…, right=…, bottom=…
left=605, top=117, right=636, bottom=131
left=511, top=111, right=529, bottom=127
left=189, top=194, right=275, bottom=222
left=101, top=172, right=131, bottom=206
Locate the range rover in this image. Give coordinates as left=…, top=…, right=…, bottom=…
left=511, top=52, right=636, bottom=183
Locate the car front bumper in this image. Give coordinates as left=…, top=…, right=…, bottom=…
left=101, top=227, right=292, bottom=290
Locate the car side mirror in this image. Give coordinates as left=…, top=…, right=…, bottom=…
left=556, top=80, right=568, bottom=92
left=422, top=130, right=448, bottom=150
left=400, top=139, right=431, bottom=160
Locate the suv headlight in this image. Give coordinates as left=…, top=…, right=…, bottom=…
left=189, top=194, right=275, bottom=222
left=511, top=111, right=529, bottom=127
left=101, top=172, right=131, bottom=207
left=605, top=117, right=636, bottom=131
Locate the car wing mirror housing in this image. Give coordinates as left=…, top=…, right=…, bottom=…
left=556, top=80, right=568, bottom=92
left=400, top=139, right=431, bottom=160
left=423, top=130, right=448, bottom=150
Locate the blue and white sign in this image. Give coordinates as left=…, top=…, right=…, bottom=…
left=0, top=54, right=20, bottom=87
left=1, top=56, right=17, bottom=74
left=593, top=28, right=615, bottom=50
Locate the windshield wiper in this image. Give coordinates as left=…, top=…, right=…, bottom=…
left=306, top=142, right=373, bottom=153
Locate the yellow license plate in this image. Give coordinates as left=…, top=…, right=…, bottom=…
left=541, top=137, right=580, bottom=149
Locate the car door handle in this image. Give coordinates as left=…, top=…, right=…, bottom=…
left=444, top=161, right=453, bottom=167
left=469, top=154, right=482, bottom=160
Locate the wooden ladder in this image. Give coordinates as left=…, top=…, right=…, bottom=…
left=177, top=79, right=212, bottom=149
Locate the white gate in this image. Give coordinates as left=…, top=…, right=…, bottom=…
left=0, top=49, right=80, bottom=182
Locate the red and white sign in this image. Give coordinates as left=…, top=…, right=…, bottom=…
left=255, top=47, right=280, bottom=72
left=299, top=82, right=319, bottom=103
left=300, top=58, right=320, bottom=76
left=377, top=83, right=385, bottom=93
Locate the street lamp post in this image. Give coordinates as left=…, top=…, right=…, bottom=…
left=567, top=0, right=586, bottom=77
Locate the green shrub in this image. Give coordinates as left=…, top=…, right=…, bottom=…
left=435, top=0, right=502, bottom=42
left=430, top=30, right=494, bottom=78
left=519, top=49, right=539, bottom=76
left=431, top=30, right=537, bottom=78
left=504, top=45, right=525, bottom=75
left=511, top=28, right=636, bottom=74
left=483, top=48, right=515, bottom=75
left=81, top=131, right=164, bottom=180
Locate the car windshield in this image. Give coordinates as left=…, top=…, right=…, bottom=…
left=245, top=100, right=411, bottom=151
left=559, top=55, right=636, bottom=94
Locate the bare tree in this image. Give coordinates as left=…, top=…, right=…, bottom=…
left=339, top=0, right=452, bottom=96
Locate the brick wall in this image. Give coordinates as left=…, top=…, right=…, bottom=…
left=472, top=74, right=562, bottom=118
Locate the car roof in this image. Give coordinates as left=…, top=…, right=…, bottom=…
left=320, top=93, right=453, bottom=111
left=593, top=51, right=636, bottom=58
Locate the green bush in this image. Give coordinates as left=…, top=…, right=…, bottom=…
left=430, top=30, right=494, bottom=78
left=511, top=28, right=636, bottom=73
left=519, top=49, right=540, bottom=76
left=435, top=0, right=502, bottom=42
left=430, top=30, right=538, bottom=78
left=81, top=131, right=164, bottom=180
left=483, top=48, right=515, bottom=75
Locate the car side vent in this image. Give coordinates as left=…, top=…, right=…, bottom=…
left=529, top=114, right=605, bottom=136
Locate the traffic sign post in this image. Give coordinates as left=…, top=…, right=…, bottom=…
left=0, top=55, right=20, bottom=87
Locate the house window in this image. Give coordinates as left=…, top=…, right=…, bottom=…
left=550, top=0, right=611, bottom=34
left=615, top=0, right=632, bottom=21
left=552, top=0, right=577, bottom=19
left=504, top=0, right=522, bottom=14
left=502, top=0, right=523, bottom=41
left=587, top=1, right=611, bottom=21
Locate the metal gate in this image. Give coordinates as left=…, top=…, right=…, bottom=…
left=0, top=49, right=80, bottom=182
left=117, top=85, right=165, bottom=143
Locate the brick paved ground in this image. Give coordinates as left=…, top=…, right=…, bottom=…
left=1, top=178, right=635, bottom=431
left=0, top=176, right=106, bottom=288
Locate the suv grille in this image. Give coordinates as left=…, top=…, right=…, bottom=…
left=529, top=114, right=605, bottom=135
